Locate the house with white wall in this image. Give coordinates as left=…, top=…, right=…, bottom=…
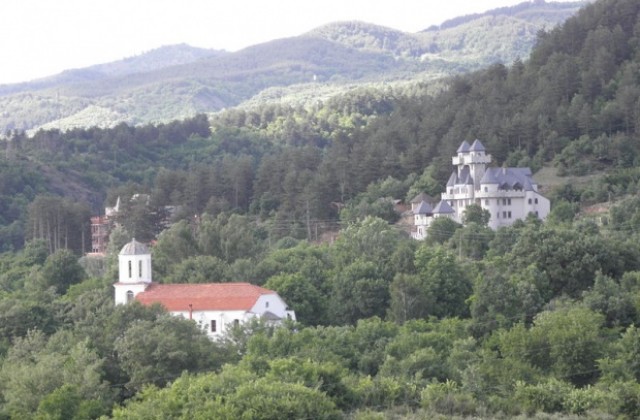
left=114, top=239, right=296, bottom=338
left=410, top=196, right=455, bottom=240
left=412, top=139, right=550, bottom=238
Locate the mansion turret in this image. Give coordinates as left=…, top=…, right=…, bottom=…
left=412, top=139, right=550, bottom=239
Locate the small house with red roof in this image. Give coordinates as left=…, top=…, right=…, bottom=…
left=114, top=239, right=296, bottom=338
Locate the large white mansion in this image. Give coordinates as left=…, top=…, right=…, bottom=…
left=412, top=139, right=550, bottom=239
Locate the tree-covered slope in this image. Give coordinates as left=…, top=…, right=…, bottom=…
left=0, top=1, right=583, bottom=133
left=3, top=2, right=640, bottom=418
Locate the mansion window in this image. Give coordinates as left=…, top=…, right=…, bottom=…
left=535, top=198, right=539, bottom=204
left=126, top=290, right=134, bottom=303
left=528, top=198, right=532, bottom=204
left=128, top=261, right=132, bottom=278
left=138, top=260, right=143, bottom=278
left=484, top=186, right=488, bottom=192
left=211, top=320, right=217, bottom=332
left=508, top=211, right=512, bottom=218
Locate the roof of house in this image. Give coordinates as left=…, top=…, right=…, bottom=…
left=261, top=311, right=282, bottom=321
left=120, top=239, right=149, bottom=256
left=446, top=172, right=458, bottom=187
left=433, top=200, right=455, bottom=214
left=413, top=201, right=433, bottom=215
left=457, top=141, right=471, bottom=153
left=410, top=192, right=435, bottom=204
left=480, top=167, right=535, bottom=191
left=135, top=282, right=276, bottom=312
left=469, top=139, right=486, bottom=152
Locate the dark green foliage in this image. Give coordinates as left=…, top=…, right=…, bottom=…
left=39, top=249, right=87, bottom=294
left=462, top=204, right=491, bottom=226
left=4, top=2, right=640, bottom=419
left=265, top=273, right=327, bottom=325
left=114, top=314, right=230, bottom=391
left=414, top=246, right=472, bottom=319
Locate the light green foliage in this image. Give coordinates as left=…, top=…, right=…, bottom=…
left=380, top=319, right=470, bottom=385
left=421, top=380, right=477, bottom=417
left=513, top=378, right=573, bottom=415
left=112, top=366, right=341, bottom=420
left=500, top=306, right=606, bottom=386
left=0, top=330, right=110, bottom=419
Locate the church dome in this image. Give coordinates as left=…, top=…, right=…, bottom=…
left=119, top=238, right=149, bottom=256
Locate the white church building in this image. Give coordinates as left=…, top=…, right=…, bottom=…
left=412, top=139, right=550, bottom=239
left=114, top=239, right=296, bottom=339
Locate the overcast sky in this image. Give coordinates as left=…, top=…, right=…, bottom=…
left=0, top=0, right=581, bottom=85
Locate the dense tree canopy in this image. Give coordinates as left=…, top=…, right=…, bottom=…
left=1, top=1, right=640, bottom=418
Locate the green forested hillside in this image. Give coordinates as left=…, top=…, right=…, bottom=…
left=2, top=0, right=640, bottom=418
left=0, top=1, right=582, bottom=132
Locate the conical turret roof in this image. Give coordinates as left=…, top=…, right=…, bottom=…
left=457, top=141, right=471, bottom=153
left=469, top=139, right=486, bottom=152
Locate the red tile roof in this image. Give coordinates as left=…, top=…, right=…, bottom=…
left=135, top=282, right=276, bottom=312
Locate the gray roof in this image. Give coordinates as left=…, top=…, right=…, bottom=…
left=470, top=139, right=486, bottom=152
left=261, top=311, right=282, bottom=321
left=119, top=238, right=150, bottom=256
left=458, top=167, right=473, bottom=185
left=457, top=141, right=471, bottom=153
left=410, top=192, right=435, bottom=204
left=413, top=201, right=433, bottom=215
left=480, top=167, right=536, bottom=191
left=480, top=168, right=500, bottom=184
left=446, top=172, right=458, bottom=187
left=433, top=200, right=455, bottom=214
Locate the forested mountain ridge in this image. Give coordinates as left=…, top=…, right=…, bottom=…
left=0, top=1, right=582, bottom=133
left=310, top=1, right=583, bottom=66
left=0, top=44, right=224, bottom=97
left=3, top=0, right=640, bottom=418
